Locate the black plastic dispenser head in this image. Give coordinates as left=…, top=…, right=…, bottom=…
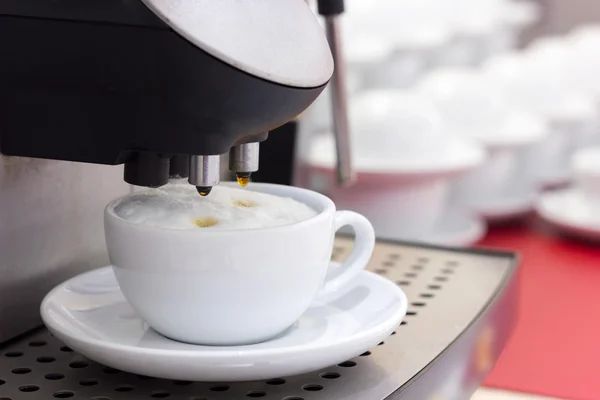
left=124, top=152, right=171, bottom=188
left=0, top=0, right=333, bottom=192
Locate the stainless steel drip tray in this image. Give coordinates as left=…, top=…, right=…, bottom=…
left=0, top=238, right=518, bottom=400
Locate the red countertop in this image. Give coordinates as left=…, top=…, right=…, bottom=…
left=481, top=219, right=600, bottom=400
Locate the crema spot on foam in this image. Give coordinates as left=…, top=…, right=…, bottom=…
left=193, top=216, right=219, bottom=228
left=233, top=199, right=255, bottom=208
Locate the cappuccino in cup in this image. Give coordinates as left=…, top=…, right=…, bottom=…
left=105, top=182, right=375, bottom=345
left=114, top=184, right=318, bottom=230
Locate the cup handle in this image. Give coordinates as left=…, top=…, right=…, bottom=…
left=320, top=210, right=376, bottom=295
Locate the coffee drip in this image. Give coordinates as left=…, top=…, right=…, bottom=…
left=236, top=173, right=251, bottom=187
left=196, top=187, right=212, bottom=197
left=196, top=172, right=250, bottom=197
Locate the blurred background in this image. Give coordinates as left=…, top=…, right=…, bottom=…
left=526, top=0, right=600, bottom=37
left=291, top=1, right=600, bottom=399
left=293, top=0, right=600, bottom=247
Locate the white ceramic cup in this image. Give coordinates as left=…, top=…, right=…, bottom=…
left=308, top=168, right=449, bottom=240
left=104, top=182, right=375, bottom=346
left=333, top=179, right=448, bottom=240
left=572, top=147, right=600, bottom=211
left=450, top=147, right=520, bottom=208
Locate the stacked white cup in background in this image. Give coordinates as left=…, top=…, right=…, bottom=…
left=299, top=0, right=541, bottom=136
left=526, top=37, right=600, bottom=174
left=432, top=0, right=504, bottom=66
left=299, top=0, right=600, bottom=243
left=565, top=26, right=600, bottom=149
left=536, top=147, right=600, bottom=240
left=344, top=0, right=452, bottom=90
left=488, top=0, right=541, bottom=55
left=417, top=68, right=549, bottom=221
left=304, top=90, right=486, bottom=246
left=429, top=0, right=540, bottom=67
left=566, top=26, right=600, bottom=103
left=482, top=41, right=599, bottom=188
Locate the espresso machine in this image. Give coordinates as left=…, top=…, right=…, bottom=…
left=0, top=0, right=335, bottom=193
left=0, top=0, right=339, bottom=340
left=0, top=1, right=518, bottom=399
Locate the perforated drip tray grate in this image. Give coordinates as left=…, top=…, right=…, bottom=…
left=0, top=238, right=518, bottom=400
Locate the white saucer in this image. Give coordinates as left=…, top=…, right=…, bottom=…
left=540, top=169, right=572, bottom=189
left=417, top=213, right=487, bottom=247
left=307, top=135, right=485, bottom=180
left=380, top=213, right=486, bottom=247
left=536, top=188, right=600, bottom=240
left=41, top=266, right=407, bottom=382
left=456, top=190, right=537, bottom=222
left=337, top=213, right=485, bottom=247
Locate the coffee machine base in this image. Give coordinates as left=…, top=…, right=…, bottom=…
left=0, top=238, right=517, bottom=400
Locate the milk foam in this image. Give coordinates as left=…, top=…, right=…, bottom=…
left=114, top=183, right=318, bottom=230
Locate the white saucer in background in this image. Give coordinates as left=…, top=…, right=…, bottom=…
left=536, top=188, right=600, bottom=241
left=337, top=212, right=485, bottom=248
left=307, top=134, right=484, bottom=179
left=537, top=169, right=572, bottom=189
left=41, top=266, right=407, bottom=382
left=460, top=189, right=537, bottom=222
left=417, top=213, right=486, bottom=247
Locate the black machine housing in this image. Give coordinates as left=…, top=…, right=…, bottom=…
left=0, top=0, right=326, bottom=187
